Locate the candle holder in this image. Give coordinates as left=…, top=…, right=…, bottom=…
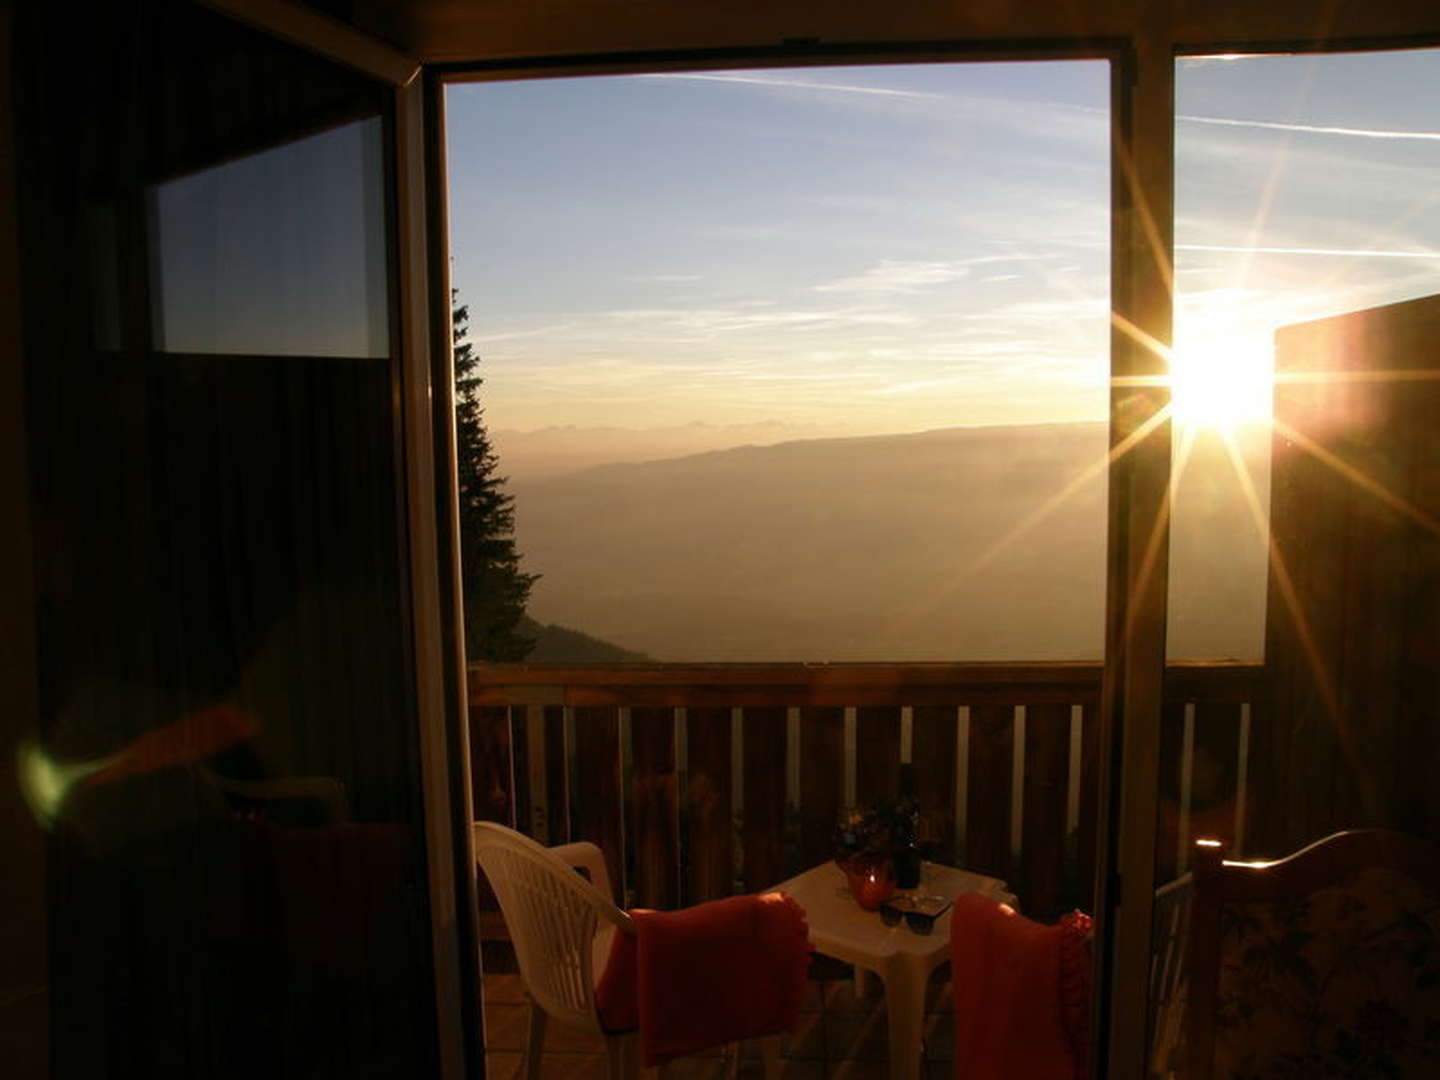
left=832, top=797, right=922, bottom=894
left=842, top=854, right=896, bottom=911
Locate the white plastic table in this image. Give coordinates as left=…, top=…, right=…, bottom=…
left=771, top=860, right=1015, bottom=1080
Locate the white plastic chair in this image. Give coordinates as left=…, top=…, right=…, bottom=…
left=472, top=821, right=783, bottom=1079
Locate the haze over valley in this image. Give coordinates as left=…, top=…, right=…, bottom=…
left=507, top=422, right=1269, bottom=663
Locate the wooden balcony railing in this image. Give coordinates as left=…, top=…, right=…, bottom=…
left=468, top=661, right=1263, bottom=921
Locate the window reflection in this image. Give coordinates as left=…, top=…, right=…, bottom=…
left=149, top=118, right=389, bottom=358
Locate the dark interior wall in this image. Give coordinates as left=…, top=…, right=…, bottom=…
left=13, top=2, right=439, bottom=1076
left=1252, top=295, right=1440, bottom=857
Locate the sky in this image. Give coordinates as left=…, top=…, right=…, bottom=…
left=447, top=62, right=1112, bottom=437
left=446, top=50, right=1440, bottom=440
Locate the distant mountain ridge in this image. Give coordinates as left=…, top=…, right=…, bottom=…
left=492, top=420, right=850, bottom=481
left=517, top=615, right=652, bottom=663
left=508, top=421, right=1268, bottom=663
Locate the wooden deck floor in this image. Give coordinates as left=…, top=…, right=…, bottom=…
left=482, top=957, right=957, bottom=1079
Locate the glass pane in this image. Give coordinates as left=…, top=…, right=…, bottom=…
left=14, top=3, right=435, bottom=1078
left=1154, top=45, right=1440, bottom=1078
left=448, top=63, right=1111, bottom=664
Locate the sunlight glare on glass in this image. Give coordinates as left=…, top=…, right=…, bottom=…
left=1168, top=337, right=1273, bottom=429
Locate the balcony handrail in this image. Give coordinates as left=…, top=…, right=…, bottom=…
left=469, top=659, right=1264, bottom=707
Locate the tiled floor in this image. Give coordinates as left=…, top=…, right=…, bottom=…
left=482, top=956, right=956, bottom=1078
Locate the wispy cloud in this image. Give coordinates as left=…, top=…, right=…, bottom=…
left=473, top=323, right=576, bottom=344
left=1178, top=243, right=1440, bottom=260
left=1179, top=113, right=1440, bottom=142
left=814, top=260, right=970, bottom=294
left=813, top=253, right=1065, bottom=295
left=643, top=72, right=942, bottom=100
left=603, top=306, right=917, bottom=333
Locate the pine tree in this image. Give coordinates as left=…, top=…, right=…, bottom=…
left=453, top=292, right=537, bottom=661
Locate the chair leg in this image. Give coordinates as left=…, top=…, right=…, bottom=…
left=605, top=1033, right=626, bottom=1080
left=523, top=1003, right=547, bottom=1080
left=607, top=1031, right=645, bottom=1080
left=760, top=1033, right=783, bottom=1079
left=854, top=965, right=871, bottom=1000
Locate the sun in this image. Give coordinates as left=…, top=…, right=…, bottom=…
left=1168, top=337, right=1274, bottom=429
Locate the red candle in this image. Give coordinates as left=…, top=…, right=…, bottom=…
left=851, top=865, right=896, bottom=911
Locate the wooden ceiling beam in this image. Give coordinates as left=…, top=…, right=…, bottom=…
left=353, top=0, right=1440, bottom=67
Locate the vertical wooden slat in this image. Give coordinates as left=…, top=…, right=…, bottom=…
left=741, top=707, right=786, bottom=891
left=544, top=705, right=568, bottom=844
left=798, top=706, right=845, bottom=869
left=1021, top=702, right=1072, bottom=920
left=511, top=705, right=531, bottom=838
left=1065, top=704, right=1084, bottom=909
left=855, top=705, right=902, bottom=808
left=1154, top=697, right=1188, bottom=885
left=525, top=704, right=548, bottom=842
left=1187, top=700, right=1244, bottom=852
left=1176, top=704, right=1195, bottom=876
left=571, top=705, right=625, bottom=905
left=957, top=706, right=971, bottom=863
left=470, top=703, right=515, bottom=912
left=785, top=707, right=802, bottom=874
left=1244, top=693, right=1283, bottom=858
left=1076, top=702, right=1101, bottom=911
left=1336, top=435, right=1406, bottom=831
left=912, top=705, right=958, bottom=866
left=564, top=706, right=579, bottom=842
left=630, top=706, right=678, bottom=908
left=1234, top=702, right=1252, bottom=856
left=619, top=708, right=634, bottom=906
left=1011, top=707, right=1027, bottom=869
left=843, top=706, right=857, bottom=806
left=683, top=705, right=734, bottom=904
left=469, top=704, right=515, bottom=827
left=966, top=704, right=1015, bottom=884
left=732, top=707, right=745, bottom=889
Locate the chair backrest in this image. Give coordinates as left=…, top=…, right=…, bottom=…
left=1184, top=829, right=1440, bottom=1080
left=473, top=822, right=633, bottom=1032
left=1146, top=871, right=1193, bottom=1077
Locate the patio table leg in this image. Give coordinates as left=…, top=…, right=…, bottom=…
left=524, top=1003, right=546, bottom=1080
left=881, top=955, right=927, bottom=1080
left=854, top=965, right=872, bottom=1000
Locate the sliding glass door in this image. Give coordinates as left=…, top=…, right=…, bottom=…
left=14, top=3, right=442, bottom=1077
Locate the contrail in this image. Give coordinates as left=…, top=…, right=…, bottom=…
left=1178, top=243, right=1440, bottom=260
left=1180, top=113, right=1440, bottom=141
left=643, top=72, right=941, bottom=100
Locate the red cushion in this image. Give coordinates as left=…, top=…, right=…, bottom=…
left=1058, top=910, right=1094, bottom=1079
left=950, top=895, right=1079, bottom=1080
left=594, top=893, right=810, bottom=1066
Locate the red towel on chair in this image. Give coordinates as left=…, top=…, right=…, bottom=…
left=950, top=894, right=1078, bottom=1080
left=594, top=893, right=810, bottom=1066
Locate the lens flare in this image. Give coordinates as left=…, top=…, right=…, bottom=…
left=1169, top=338, right=1273, bottom=429
left=16, top=741, right=113, bottom=828
left=15, top=702, right=259, bottom=829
